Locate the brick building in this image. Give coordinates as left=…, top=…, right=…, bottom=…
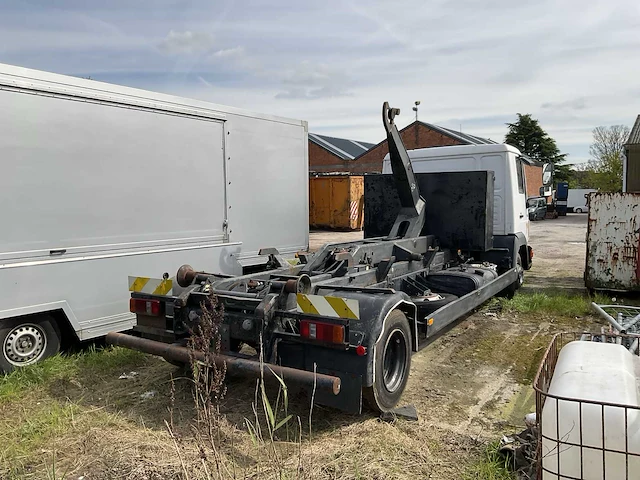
left=309, top=120, right=543, bottom=198
left=308, top=133, right=374, bottom=173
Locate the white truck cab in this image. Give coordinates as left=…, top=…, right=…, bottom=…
left=382, top=143, right=532, bottom=274
left=383, top=143, right=529, bottom=240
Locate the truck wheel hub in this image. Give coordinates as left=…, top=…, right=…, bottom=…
left=382, top=329, right=407, bottom=393
left=4, top=324, right=46, bottom=366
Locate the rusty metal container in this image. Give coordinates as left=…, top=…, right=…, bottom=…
left=585, top=192, right=640, bottom=291
left=309, top=175, right=364, bottom=230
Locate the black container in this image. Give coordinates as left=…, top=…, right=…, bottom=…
left=364, top=171, right=495, bottom=252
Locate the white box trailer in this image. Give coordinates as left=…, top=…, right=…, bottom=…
left=0, top=63, right=308, bottom=371
left=567, top=188, right=596, bottom=213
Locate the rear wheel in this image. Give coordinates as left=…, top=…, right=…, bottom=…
left=363, top=310, right=412, bottom=413
left=0, top=316, right=61, bottom=373
left=575, top=208, right=583, bottom=213
left=502, top=254, right=524, bottom=298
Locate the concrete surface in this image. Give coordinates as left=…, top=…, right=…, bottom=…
left=525, top=213, right=588, bottom=292
left=309, top=229, right=364, bottom=251
left=309, top=213, right=589, bottom=292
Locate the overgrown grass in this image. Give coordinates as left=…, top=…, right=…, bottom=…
left=465, top=441, right=515, bottom=480
left=484, top=291, right=611, bottom=318
left=0, top=354, right=77, bottom=399
left=0, top=346, right=146, bottom=400
left=0, top=345, right=149, bottom=478
left=2, top=399, right=80, bottom=461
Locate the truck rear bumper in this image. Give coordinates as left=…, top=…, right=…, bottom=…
left=106, top=332, right=341, bottom=395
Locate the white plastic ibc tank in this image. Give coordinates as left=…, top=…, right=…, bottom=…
left=542, top=341, right=640, bottom=479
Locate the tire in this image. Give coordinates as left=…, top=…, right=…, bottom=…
left=363, top=310, right=412, bottom=413
left=575, top=208, right=582, bottom=214
left=0, top=316, right=61, bottom=373
left=502, top=254, right=524, bottom=298
left=414, top=293, right=458, bottom=315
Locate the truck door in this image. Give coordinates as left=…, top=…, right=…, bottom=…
left=515, top=156, right=529, bottom=239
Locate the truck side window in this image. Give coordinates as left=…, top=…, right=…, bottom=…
left=516, top=158, right=525, bottom=194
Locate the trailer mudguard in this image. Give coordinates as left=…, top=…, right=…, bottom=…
left=277, top=289, right=417, bottom=413
left=311, top=289, right=417, bottom=383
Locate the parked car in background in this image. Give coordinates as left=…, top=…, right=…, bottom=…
left=527, top=197, right=547, bottom=221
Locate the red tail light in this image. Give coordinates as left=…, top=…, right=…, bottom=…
left=130, top=298, right=162, bottom=316
left=300, top=320, right=345, bottom=344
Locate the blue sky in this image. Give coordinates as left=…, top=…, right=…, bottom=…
left=1, top=1, right=639, bottom=163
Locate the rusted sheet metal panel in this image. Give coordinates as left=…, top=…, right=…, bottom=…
left=309, top=175, right=364, bottom=230
left=349, top=176, right=364, bottom=230
left=585, top=192, right=640, bottom=291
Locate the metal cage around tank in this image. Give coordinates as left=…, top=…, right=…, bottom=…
left=534, top=332, right=640, bottom=480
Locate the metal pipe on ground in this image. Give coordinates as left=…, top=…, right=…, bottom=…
left=106, top=332, right=341, bottom=395
left=591, top=303, right=627, bottom=333
left=630, top=338, right=639, bottom=355
left=623, top=313, right=640, bottom=332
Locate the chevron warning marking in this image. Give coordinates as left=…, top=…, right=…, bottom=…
left=296, top=294, right=359, bottom=319
left=128, top=276, right=173, bottom=295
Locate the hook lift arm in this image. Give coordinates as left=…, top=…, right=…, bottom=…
left=382, top=102, right=426, bottom=239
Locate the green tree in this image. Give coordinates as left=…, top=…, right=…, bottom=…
left=583, top=125, right=629, bottom=192
left=505, top=113, right=573, bottom=183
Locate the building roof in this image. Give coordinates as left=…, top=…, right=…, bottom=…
left=412, top=121, right=538, bottom=165
left=627, top=115, right=640, bottom=145
left=418, top=121, right=498, bottom=146
left=309, top=133, right=375, bottom=160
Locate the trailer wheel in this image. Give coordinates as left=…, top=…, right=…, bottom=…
left=364, top=310, right=412, bottom=413
left=0, top=316, right=61, bottom=373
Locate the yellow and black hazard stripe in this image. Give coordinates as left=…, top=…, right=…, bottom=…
left=128, top=276, right=173, bottom=296
left=296, top=293, right=359, bottom=319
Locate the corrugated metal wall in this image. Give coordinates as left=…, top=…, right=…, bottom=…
left=626, top=148, right=640, bottom=193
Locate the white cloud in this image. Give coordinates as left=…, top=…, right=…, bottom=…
left=159, top=30, right=214, bottom=55
left=276, top=61, right=351, bottom=99
left=211, top=46, right=244, bottom=58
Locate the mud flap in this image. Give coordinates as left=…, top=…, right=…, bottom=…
left=313, top=368, right=363, bottom=414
